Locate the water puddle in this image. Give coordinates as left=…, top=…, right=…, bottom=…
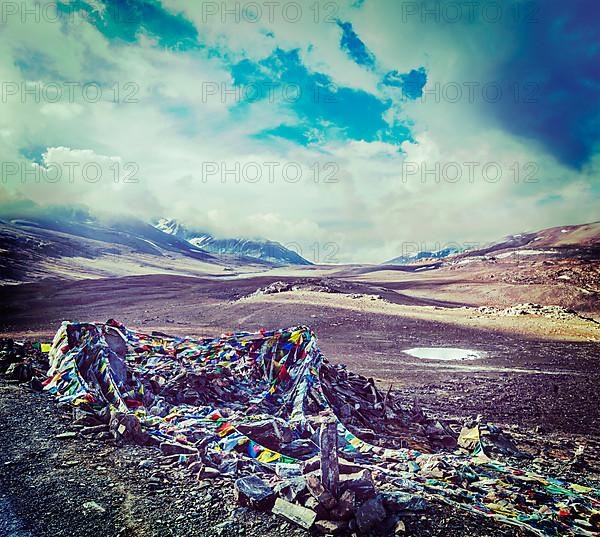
left=402, top=347, right=485, bottom=361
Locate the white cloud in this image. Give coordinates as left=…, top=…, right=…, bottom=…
left=0, top=0, right=597, bottom=264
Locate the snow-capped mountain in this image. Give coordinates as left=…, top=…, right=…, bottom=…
left=384, top=246, right=464, bottom=265
left=154, top=218, right=312, bottom=266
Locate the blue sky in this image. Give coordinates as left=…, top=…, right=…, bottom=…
left=0, top=0, right=598, bottom=262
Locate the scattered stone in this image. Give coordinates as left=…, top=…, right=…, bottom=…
left=381, top=492, right=428, bottom=513
left=55, top=432, right=77, bottom=440
left=477, top=303, right=597, bottom=323
left=306, top=473, right=336, bottom=510
left=339, top=469, right=375, bottom=501
left=237, top=418, right=292, bottom=451
left=234, top=475, right=275, bottom=511
left=394, top=519, right=406, bottom=534
left=274, top=476, right=307, bottom=502
left=110, top=411, right=148, bottom=444
left=160, top=441, right=198, bottom=456
left=356, top=495, right=386, bottom=533
left=272, top=498, right=316, bottom=530
left=314, top=519, right=348, bottom=535
left=329, top=489, right=356, bottom=521
left=82, top=501, right=106, bottom=514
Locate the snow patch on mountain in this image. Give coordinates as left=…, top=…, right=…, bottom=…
left=154, top=218, right=312, bottom=266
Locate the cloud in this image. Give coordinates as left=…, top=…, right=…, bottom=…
left=0, top=0, right=598, bottom=264
left=383, top=68, right=427, bottom=99
left=337, top=20, right=376, bottom=69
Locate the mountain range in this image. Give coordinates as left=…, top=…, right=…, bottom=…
left=0, top=201, right=597, bottom=291
left=383, top=223, right=600, bottom=267
left=153, top=218, right=311, bottom=266
left=0, top=202, right=311, bottom=284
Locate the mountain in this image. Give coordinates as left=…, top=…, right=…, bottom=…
left=352, top=221, right=599, bottom=312
left=384, top=246, right=464, bottom=265
left=384, top=223, right=600, bottom=267
left=0, top=204, right=299, bottom=284
left=444, top=222, right=600, bottom=267
left=154, top=218, right=312, bottom=266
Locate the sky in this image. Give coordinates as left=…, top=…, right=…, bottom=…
left=0, top=0, right=599, bottom=263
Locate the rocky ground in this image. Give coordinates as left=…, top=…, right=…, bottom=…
left=4, top=376, right=595, bottom=537
left=1, top=274, right=599, bottom=536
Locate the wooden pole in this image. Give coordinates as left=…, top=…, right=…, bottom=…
left=319, top=416, right=339, bottom=498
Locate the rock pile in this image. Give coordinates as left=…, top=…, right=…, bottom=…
left=3, top=321, right=598, bottom=536
left=246, top=279, right=343, bottom=298
left=477, top=303, right=598, bottom=322
left=0, top=338, right=47, bottom=384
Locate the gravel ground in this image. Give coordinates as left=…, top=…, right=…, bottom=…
left=1, top=274, right=599, bottom=536
left=0, top=380, right=541, bottom=537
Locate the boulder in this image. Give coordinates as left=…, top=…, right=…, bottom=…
left=237, top=418, right=293, bottom=451
left=339, top=469, right=376, bottom=501
left=314, top=519, right=348, bottom=535
left=306, top=473, right=337, bottom=510
left=234, top=475, right=275, bottom=511
left=272, top=498, right=316, bottom=530
left=159, top=441, right=198, bottom=456
left=381, top=492, right=428, bottom=512
left=356, top=495, right=386, bottom=533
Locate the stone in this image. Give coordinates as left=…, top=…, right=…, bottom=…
left=306, top=473, right=337, bottom=510
left=237, top=418, right=292, bottom=451
left=272, top=498, right=316, bottom=530
left=5, top=362, right=33, bottom=382
left=395, top=519, right=406, bottom=534
left=234, top=475, right=275, bottom=511
left=275, top=462, right=302, bottom=478
left=305, top=496, right=319, bottom=510
left=381, top=492, right=428, bottom=513
left=338, top=403, right=352, bottom=419
left=339, top=469, right=376, bottom=501
left=274, top=476, right=307, bottom=502
left=160, top=441, right=198, bottom=456
left=329, top=489, right=356, bottom=521
left=82, top=501, right=106, bottom=514
left=201, top=467, right=221, bottom=479
left=110, top=411, right=149, bottom=444
left=314, top=519, right=348, bottom=535
left=280, top=439, right=316, bottom=458
left=81, top=425, right=109, bottom=435
left=356, top=495, right=386, bottom=533
left=56, top=432, right=77, bottom=440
